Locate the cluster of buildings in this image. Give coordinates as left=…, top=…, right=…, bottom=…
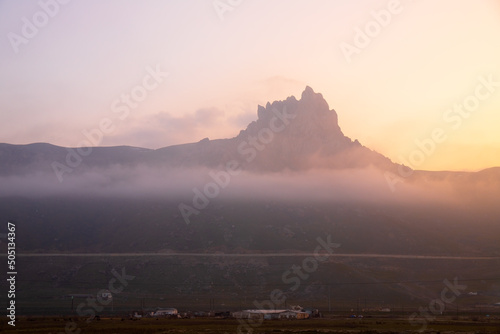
left=232, top=308, right=311, bottom=320
left=132, top=306, right=319, bottom=320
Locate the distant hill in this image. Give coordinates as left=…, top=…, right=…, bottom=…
left=0, top=87, right=399, bottom=180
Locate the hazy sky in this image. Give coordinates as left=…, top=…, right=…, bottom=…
left=1, top=0, right=499, bottom=171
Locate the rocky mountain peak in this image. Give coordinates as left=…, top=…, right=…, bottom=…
left=230, top=86, right=390, bottom=171
left=240, top=86, right=343, bottom=143
left=0, top=87, right=398, bottom=176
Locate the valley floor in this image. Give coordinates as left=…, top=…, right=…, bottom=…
left=2, top=315, right=500, bottom=334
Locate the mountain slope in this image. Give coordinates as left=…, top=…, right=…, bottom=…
left=0, top=87, right=398, bottom=177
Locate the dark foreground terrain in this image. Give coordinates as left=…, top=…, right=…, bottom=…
left=1, top=315, right=500, bottom=333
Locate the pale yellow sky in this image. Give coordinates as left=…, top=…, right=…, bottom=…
left=0, top=0, right=499, bottom=171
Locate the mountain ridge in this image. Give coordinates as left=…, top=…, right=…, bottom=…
left=1, top=87, right=499, bottom=182
left=0, top=87, right=401, bottom=177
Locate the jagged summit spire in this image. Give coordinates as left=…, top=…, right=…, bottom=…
left=256, top=86, right=330, bottom=120
left=301, top=85, right=316, bottom=99
left=239, top=85, right=345, bottom=156
left=229, top=86, right=396, bottom=171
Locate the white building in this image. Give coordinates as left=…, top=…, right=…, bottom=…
left=233, top=307, right=309, bottom=320
left=152, top=308, right=178, bottom=317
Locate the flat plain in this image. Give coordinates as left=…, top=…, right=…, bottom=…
left=2, top=315, right=500, bottom=334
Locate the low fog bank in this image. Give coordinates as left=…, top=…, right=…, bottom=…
left=1, top=164, right=497, bottom=209
left=1, top=164, right=499, bottom=255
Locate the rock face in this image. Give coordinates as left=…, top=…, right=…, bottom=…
left=0, top=86, right=398, bottom=175
left=231, top=86, right=396, bottom=171
left=237, top=87, right=344, bottom=167
left=150, top=86, right=399, bottom=172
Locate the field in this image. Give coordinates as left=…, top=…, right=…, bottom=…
left=5, top=253, right=499, bottom=313
left=2, top=315, right=500, bottom=333
left=2, top=240, right=499, bottom=333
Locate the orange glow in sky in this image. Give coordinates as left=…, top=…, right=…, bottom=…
left=0, top=0, right=499, bottom=171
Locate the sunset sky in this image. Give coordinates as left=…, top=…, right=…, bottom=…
left=1, top=0, right=499, bottom=171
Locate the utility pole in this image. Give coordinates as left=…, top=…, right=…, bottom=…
left=328, top=285, right=331, bottom=313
